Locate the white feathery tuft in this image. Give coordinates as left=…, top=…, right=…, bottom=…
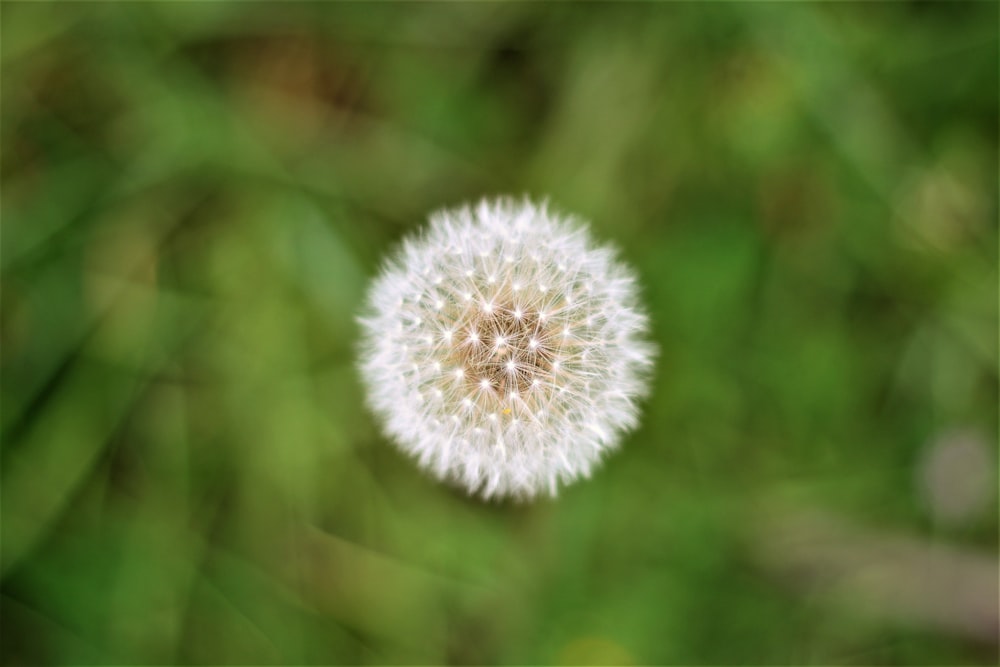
left=357, top=197, right=655, bottom=500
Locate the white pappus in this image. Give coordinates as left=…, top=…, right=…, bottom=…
left=358, top=197, right=655, bottom=500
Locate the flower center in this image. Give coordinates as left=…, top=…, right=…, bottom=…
left=456, top=303, right=556, bottom=397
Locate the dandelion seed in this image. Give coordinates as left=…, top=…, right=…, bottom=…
left=357, top=197, right=655, bottom=500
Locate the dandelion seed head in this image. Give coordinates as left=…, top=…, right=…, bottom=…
left=358, top=197, right=655, bottom=500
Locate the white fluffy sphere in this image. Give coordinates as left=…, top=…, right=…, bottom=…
left=358, top=197, right=655, bottom=499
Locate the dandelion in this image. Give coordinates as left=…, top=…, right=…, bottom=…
left=358, top=197, right=655, bottom=499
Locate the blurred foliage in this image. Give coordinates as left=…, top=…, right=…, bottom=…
left=1, top=2, right=997, bottom=665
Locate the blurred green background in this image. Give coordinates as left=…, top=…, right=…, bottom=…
left=2, top=2, right=998, bottom=665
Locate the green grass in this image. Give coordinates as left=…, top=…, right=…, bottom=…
left=2, top=2, right=997, bottom=664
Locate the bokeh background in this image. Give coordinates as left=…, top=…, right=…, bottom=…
left=2, top=2, right=997, bottom=665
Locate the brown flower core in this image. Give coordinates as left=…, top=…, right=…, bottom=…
left=454, top=303, right=557, bottom=397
